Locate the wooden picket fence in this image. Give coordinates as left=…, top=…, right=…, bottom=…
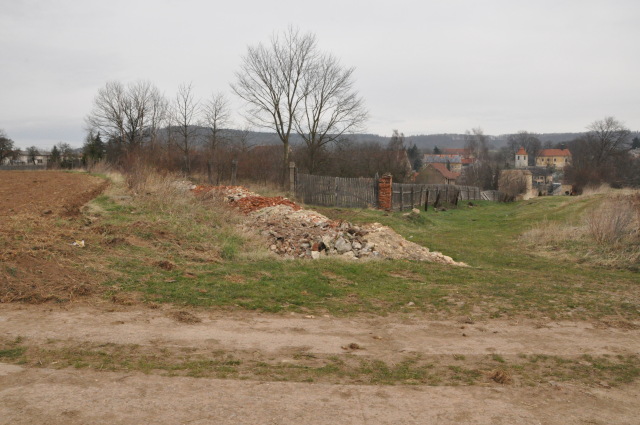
left=392, top=183, right=482, bottom=211
left=294, top=172, right=507, bottom=210
left=295, top=173, right=378, bottom=208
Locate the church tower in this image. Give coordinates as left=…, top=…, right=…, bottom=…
left=515, top=147, right=528, bottom=168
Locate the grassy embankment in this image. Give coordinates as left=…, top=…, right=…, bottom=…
left=84, top=174, right=638, bottom=322
left=2, top=171, right=638, bottom=386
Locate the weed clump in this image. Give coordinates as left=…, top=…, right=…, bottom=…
left=521, top=190, right=640, bottom=269
left=584, top=195, right=637, bottom=244
left=488, top=369, right=512, bottom=384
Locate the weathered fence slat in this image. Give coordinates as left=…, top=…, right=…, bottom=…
left=295, top=173, right=378, bottom=208
left=296, top=172, right=489, bottom=211
left=392, top=183, right=484, bottom=211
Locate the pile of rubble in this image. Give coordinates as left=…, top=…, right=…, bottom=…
left=191, top=185, right=463, bottom=265
left=192, top=185, right=300, bottom=214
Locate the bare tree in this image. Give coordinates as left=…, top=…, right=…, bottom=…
left=171, top=82, right=200, bottom=174
left=585, top=116, right=631, bottom=167
left=56, top=142, right=77, bottom=169
left=462, top=128, right=495, bottom=189
left=232, top=27, right=318, bottom=178
left=507, top=131, right=541, bottom=166
left=86, top=80, right=168, bottom=154
left=86, top=81, right=126, bottom=146
left=26, top=146, right=40, bottom=164
left=294, top=53, right=367, bottom=174
left=498, top=170, right=530, bottom=197
left=565, top=116, right=632, bottom=189
left=201, top=92, right=231, bottom=182
left=465, top=127, right=489, bottom=161
left=0, top=129, right=16, bottom=164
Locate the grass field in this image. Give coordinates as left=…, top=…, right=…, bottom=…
left=78, top=173, right=639, bottom=322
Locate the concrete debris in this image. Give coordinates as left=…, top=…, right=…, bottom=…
left=192, top=185, right=465, bottom=265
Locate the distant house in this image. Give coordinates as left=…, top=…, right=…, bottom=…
left=515, top=147, right=571, bottom=170
left=1, top=150, right=50, bottom=166
left=510, top=147, right=569, bottom=197
left=421, top=154, right=463, bottom=173
left=530, top=167, right=553, bottom=187
left=415, top=163, right=460, bottom=185
left=535, top=149, right=571, bottom=169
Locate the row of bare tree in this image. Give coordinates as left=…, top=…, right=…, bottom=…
left=81, top=27, right=637, bottom=190
left=85, top=79, right=231, bottom=176
left=84, top=27, right=367, bottom=183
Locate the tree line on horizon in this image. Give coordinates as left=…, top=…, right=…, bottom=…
left=3, top=27, right=639, bottom=190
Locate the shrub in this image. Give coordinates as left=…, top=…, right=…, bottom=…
left=584, top=197, right=636, bottom=245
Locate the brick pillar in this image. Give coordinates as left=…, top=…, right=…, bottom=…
left=378, top=173, right=392, bottom=211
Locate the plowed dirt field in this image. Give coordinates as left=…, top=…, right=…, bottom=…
left=0, top=171, right=108, bottom=302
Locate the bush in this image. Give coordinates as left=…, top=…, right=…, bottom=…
left=584, top=197, right=637, bottom=245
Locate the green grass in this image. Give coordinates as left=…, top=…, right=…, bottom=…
left=85, top=178, right=638, bottom=321
left=2, top=337, right=637, bottom=387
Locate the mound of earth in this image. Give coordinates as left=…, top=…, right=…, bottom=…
left=194, top=185, right=463, bottom=265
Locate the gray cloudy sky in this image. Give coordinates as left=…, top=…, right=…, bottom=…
left=2, top=0, right=639, bottom=149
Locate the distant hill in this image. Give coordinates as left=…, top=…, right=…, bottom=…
left=350, top=132, right=585, bottom=151
left=155, top=127, right=586, bottom=151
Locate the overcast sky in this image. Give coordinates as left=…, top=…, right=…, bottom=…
left=2, top=0, right=639, bottom=149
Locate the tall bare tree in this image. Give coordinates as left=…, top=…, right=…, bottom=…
left=201, top=92, right=231, bottom=182
left=585, top=116, right=631, bottom=167
left=86, top=80, right=168, bottom=154
left=171, top=82, right=200, bottom=174
left=565, top=116, right=632, bottom=189
left=232, top=27, right=318, bottom=177
left=294, top=54, right=367, bottom=174
left=464, top=127, right=489, bottom=161
left=462, top=128, right=495, bottom=189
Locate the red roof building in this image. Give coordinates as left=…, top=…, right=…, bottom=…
left=538, top=149, right=571, bottom=157
left=535, top=149, right=571, bottom=169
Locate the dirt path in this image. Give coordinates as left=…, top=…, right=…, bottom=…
left=1, top=304, right=638, bottom=359
left=1, top=304, right=639, bottom=424
left=2, top=362, right=638, bottom=425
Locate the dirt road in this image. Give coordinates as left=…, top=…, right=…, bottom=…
left=1, top=304, right=639, bottom=424
left=2, top=362, right=638, bottom=425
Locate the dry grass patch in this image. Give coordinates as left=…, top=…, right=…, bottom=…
left=521, top=191, right=640, bottom=269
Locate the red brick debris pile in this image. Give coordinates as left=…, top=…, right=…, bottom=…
left=191, top=185, right=301, bottom=214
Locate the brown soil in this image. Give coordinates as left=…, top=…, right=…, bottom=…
left=0, top=171, right=108, bottom=302
left=0, top=171, right=107, bottom=216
